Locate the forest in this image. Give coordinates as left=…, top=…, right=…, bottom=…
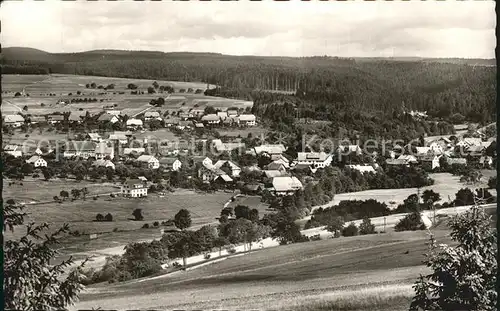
left=2, top=47, right=496, bottom=124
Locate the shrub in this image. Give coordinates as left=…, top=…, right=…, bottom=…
left=104, top=213, right=113, bottom=222
left=113, top=228, right=118, bottom=232
left=226, top=245, right=236, bottom=254
left=342, top=222, right=359, bottom=237
left=487, top=176, right=496, bottom=189
left=142, top=223, right=150, bottom=229
left=310, top=234, right=321, bottom=241
left=204, top=253, right=211, bottom=260
left=133, top=208, right=144, bottom=221
left=153, top=221, right=159, bottom=227
left=96, top=213, right=104, bottom=222
left=359, top=217, right=376, bottom=235
left=394, top=212, right=426, bottom=232
left=93, top=196, right=98, bottom=200
left=110, top=193, right=116, bottom=198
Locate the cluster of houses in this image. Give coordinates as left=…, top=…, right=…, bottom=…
left=2, top=106, right=257, bottom=131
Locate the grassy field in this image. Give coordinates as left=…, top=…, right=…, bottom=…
left=227, top=195, right=271, bottom=212
left=2, top=74, right=251, bottom=116
left=328, top=172, right=496, bottom=210
left=73, top=230, right=450, bottom=310
left=5, top=189, right=233, bottom=247
left=3, top=178, right=119, bottom=204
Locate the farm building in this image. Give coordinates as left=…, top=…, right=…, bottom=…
left=265, top=162, right=288, bottom=172
left=3, top=114, right=25, bottom=127
left=121, top=179, right=148, bottom=198
left=253, top=144, right=287, bottom=159
left=397, top=154, right=418, bottom=163
left=63, top=141, right=97, bottom=159
left=126, top=118, right=143, bottom=129
left=201, top=114, right=220, bottom=124
left=144, top=111, right=161, bottom=121
left=212, top=139, right=245, bottom=153
left=136, top=155, right=160, bottom=169
left=336, top=145, right=362, bottom=156
left=213, top=160, right=241, bottom=177
left=345, top=164, right=377, bottom=174
left=445, top=157, right=467, bottom=166
left=217, top=111, right=228, bottom=120
left=47, top=115, right=65, bottom=124
left=26, top=155, right=47, bottom=167
left=3, top=144, right=23, bottom=157
left=108, top=132, right=130, bottom=144
left=164, top=117, right=181, bottom=127
left=159, top=157, right=182, bottom=171
left=29, top=116, right=47, bottom=124
left=92, top=159, right=116, bottom=170
left=264, top=170, right=288, bottom=178
left=296, top=152, right=333, bottom=168
left=98, top=113, right=119, bottom=124
left=123, top=147, right=146, bottom=156
left=271, top=176, right=303, bottom=196
left=420, top=155, right=442, bottom=170
left=238, top=114, right=256, bottom=126
left=69, top=111, right=87, bottom=123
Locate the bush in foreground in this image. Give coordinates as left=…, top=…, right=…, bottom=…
left=341, top=222, right=359, bottom=237
left=359, top=217, right=376, bottom=235
left=410, top=206, right=497, bottom=311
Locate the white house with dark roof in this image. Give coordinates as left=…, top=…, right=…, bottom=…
left=238, top=114, right=256, bottom=126
left=136, top=155, right=160, bottom=169
left=296, top=152, right=333, bottom=168
left=346, top=164, right=377, bottom=174
left=159, top=157, right=182, bottom=171
left=144, top=111, right=161, bottom=121
left=121, top=179, right=148, bottom=197
left=26, top=155, right=47, bottom=167
left=126, top=118, right=143, bottom=129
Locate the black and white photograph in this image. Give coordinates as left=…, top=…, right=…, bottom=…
left=2, top=1, right=497, bottom=310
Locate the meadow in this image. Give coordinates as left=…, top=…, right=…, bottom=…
left=73, top=230, right=451, bottom=310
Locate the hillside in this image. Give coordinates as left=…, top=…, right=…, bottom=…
left=2, top=47, right=496, bottom=123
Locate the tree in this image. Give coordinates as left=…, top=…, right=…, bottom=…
left=22, top=105, right=28, bottom=111
left=174, top=209, right=192, bottom=230
left=42, top=167, right=54, bottom=181
left=271, top=213, right=308, bottom=245
left=394, top=212, right=426, bottom=231
left=325, top=215, right=345, bottom=234
left=96, top=213, right=104, bottom=221
left=359, top=217, right=376, bottom=235
left=71, top=188, right=81, bottom=200
left=234, top=205, right=250, bottom=219
left=4, top=201, right=86, bottom=310
left=80, top=187, right=89, bottom=201
left=213, top=236, right=229, bottom=256
left=221, top=206, right=233, bottom=217
left=152, top=81, right=159, bottom=89
left=132, top=209, right=144, bottom=221
left=410, top=206, right=496, bottom=311
left=105, top=213, right=113, bottom=222
left=342, top=222, right=359, bottom=237
left=454, top=188, right=475, bottom=206
left=147, top=86, right=155, bottom=94
left=21, top=163, right=33, bottom=175
left=127, top=83, right=138, bottom=90
left=90, top=82, right=96, bottom=88
left=487, top=176, right=496, bottom=189
left=248, top=208, right=259, bottom=223
left=60, top=190, right=69, bottom=200
left=422, top=190, right=441, bottom=210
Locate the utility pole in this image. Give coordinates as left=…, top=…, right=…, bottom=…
left=383, top=216, right=386, bottom=233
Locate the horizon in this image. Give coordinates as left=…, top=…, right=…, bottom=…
left=1, top=1, right=495, bottom=59
left=3, top=46, right=496, bottom=60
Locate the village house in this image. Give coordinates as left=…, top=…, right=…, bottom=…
left=3, top=114, right=25, bottom=127
left=265, top=161, right=288, bottom=172
left=253, top=144, right=287, bottom=159
left=86, top=133, right=102, bottom=142
left=397, top=154, right=418, bottom=163
left=121, top=179, right=148, bottom=198
left=123, top=147, right=146, bottom=156
left=136, top=155, right=160, bottom=169
left=479, top=156, right=493, bottom=167
left=63, top=141, right=97, bottom=159
left=68, top=111, right=87, bottom=123
left=264, top=170, right=288, bottom=178
left=4, top=144, right=23, bottom=158
left=386, top=158, right=411, bottom=167
left=195, top=122, right=205, bottom=129
left=336, top=145, right=363, bottom=156
left=108, top=132, right=130, bottom=145
left=212, top=139, right=245, bottom=153
left=190, top=109, right=205, bottom=118
left=95, top=142, right=115, bottom=160
left=296, top=152, right=333, bottom=168
left=92, top=159, right=116, bottom=170
left=104, top=109, right=121, bottom=116
left=345, top=164, right=377, bottom=174
left=98, top=113, right=120, bottom=124
left=126, top=118, right=143, bottom=129
left=164, top=117, right=180, bottom=127
left=198, top=164, right=231, bottom=182
left=179, top=112, right=193, bottom=120
left=47, top=114, right=65, bottom=125
left=201, top=114, right=221, bottom=125
left=420, top=154, right=442, bottom=170
left=29, top=115, right=47, bottom=125
left=238, top=114, right=256, bottom=126
left=159, top=157, right=182, bottom=171
left=272, top=154, right=291, bottom=168
left=227, top=109, right=238, bottom=117
left=223, top=116, right=239, bottom=127
left=177, top=120, right=192, bottom=130
left=213, top=160, right=241, bottom=177
left=271, top=176, right=303, bottom=196
left=456, top=137, right=483, bottom=149
left=144, top=111, right=161, bottom=121
left=26, top=155, right=47, bottom=168
left=446, top=157, right=467, bottom=166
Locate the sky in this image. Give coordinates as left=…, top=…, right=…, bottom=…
left=1, top=0, right=495, bottom=58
